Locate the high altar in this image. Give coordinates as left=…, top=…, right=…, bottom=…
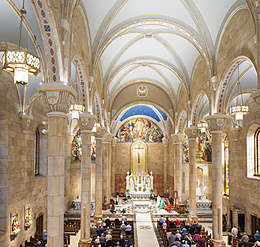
left=126, top=163, right=153, bottom=200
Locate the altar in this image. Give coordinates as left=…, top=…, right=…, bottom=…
left=126, top=163, right=153, bottom=198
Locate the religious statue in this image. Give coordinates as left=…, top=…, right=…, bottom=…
left=196, top=179, right=202, bottom=195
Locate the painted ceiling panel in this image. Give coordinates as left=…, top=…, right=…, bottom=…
left=106, top=0, right=199, bottom=35
left=194, top=0, right=238, bottom=44
left=113, top=38, right=179, bottom=69
left=101, top=33, right=141, bottom=77
left=81, top=0, right=118, bottom=44
left=158, top=33, right=200, bottom=78
left=120, top=105, right=162, bottom=122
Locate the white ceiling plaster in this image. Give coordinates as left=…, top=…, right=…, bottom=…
left=106, top=0, right=199, bottom=36
left=113, top=38, right=179, bottom=69
left=82, top=0, right=118, bottom=44
left=194, top=0, right=238, bottom=44
left=101, top=33, right=141, bottom=77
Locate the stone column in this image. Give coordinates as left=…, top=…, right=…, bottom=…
left=78, top=113, right=96, bottom=247
left=163, top=139, right=168, bottom=196
left=185, top=126, right=198, bottom=224
left=206, top=114, right=228, bottom=246
left=37, top=82, right=76, bottom=247
left=111, top=139, right=116, bottom=197
left=102, top=133, right=113, bottom=209
left=94, top=127, right=106, bottom=225
left=171, top=134, right=185, bottom=202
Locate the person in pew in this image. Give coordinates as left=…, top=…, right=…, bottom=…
left=182, top=226, right=187, bottom=235
left=95, top=236, right=101, bottom=244
left=168, top=232, right=176, bottom=246
left=182, top=240, right=190, bottom=247
left=106, top=232, right=112, bottom=242
left=175, top=218, right=181, bottom=228
left=240, top=232, right=249, bottom=247
left=97, top=225, right=104, bottom=236
left=196, top=224, right=202, bottom=234
left=185, top=234, right=193, bottom=246
left=170, top=219, right=175, bottom=228
left=198, top=235, right=206, bottom=247
left=169, top=241, right=178, bottom=247
left=100, top=233, right=106, bottom=247
left=105, top=217, right=111, bottom=228
left=126, top=237, right=133, bottom=247
left=166, top=217, right=170, bottom=227
left=193, top=231, right=200, bottom=243
left=106, top=227, right=113, bottom=235
left=254, top=241, right=260, bottom=247
left=98, top=218, right=103, bottom=227
left=42, top=230, right=47, bottom=241
left=232, top=225, right=238, bottom=238
left=166, top=229, right=171, bottom=239
left=159, top=215, right=165, bottom=226
left=162, top=220, right=167, bottom=229
left=255, top=231, right=260, bottom=241
left=115, top=216, right=120, bottom=225
left=175, top=230, right=181, bottom=241
left=190, top=223, right=196, bottom=235
left=125, top=223, right=132, bottom=236
left=122, top=214, right=127, bottom=223
left=120, top=222, right=126, bottom=236
left=36, top=241, right=42, bottom=247
left=119, top=235, right=125, bottom=247
left=106, top=239, right=115, bottom=247
left=115, top=242, right=120, bottom=247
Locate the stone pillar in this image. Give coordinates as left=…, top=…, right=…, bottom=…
left=78, top=113, right=96, bottom=247
left=185, top=126, right=198, bottom=224
left=111, top=139, right=116, bottom=197
left=163, top=139, right=168, bottom=197
left=37, top=82, right=76, bottom=247
left=171, top=134, right=185, bottom=202
left=102, top=133, right=113, bottom=210
left=94, top=127, right=106, bottom=225
left=206, top=114, right=228, bottom=246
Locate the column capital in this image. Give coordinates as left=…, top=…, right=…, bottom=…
left=205, top=113, right=228, bottom=133
left=103, top=133, right=114, bottom=143
left=112, top=138, right=117, bottom=146
left=162, top=138, right=168, bottom=146
left=37, top=82, right=76, bottom=113
left=185, top=126, right=198, bottom=140
left=171, top=134, right=186, bottom=144
left=94, top=127, right=107, bottom=139
left=79, top=113, right=97, bottom=132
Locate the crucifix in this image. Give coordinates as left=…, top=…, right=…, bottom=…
left=134, top=145, right=144, bottom=163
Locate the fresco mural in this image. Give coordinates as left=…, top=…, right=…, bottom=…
left=116, top=118, right=164, bottom=143
left=182, top=129, right=212, bottom=164
left=71, top=128, right=96, bottom=163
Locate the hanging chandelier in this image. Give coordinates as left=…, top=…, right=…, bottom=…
left=230, top=61, right=249, bottom=121
left=197, top=120, right=208, bottom=133
left=69, top=104, right=85, bottom=119
left=2, top=0, right=40, bottom=86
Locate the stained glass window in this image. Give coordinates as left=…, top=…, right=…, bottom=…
left=254, top=128, right=260, bottom=175
left=34, top=128, right=40, bottom=175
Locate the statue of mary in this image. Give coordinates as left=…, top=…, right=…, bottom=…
left=196, top=179, right=202, bottom=195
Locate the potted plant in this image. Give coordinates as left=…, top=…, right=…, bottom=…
left=150, top=189, right=155, bottom=196
left=125, top=189, right=130, bottom=196
left=121, top=208, right=126, bottom=214
left=143, top=188, right=146, bottom=192
left=134, top=188, right=137, bottom=192
left=110, top=209, right=115, bottom=214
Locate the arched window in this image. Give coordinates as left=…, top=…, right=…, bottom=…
left=222, top=133, right=229, bottom=196
left=34, top=128, right=40, bottom=175
left=254, top=128, right=260, bottom=175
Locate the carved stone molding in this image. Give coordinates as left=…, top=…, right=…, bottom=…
left=251, top=89, right=260, bottom=107
left=185, top=126, right=198, bottom=140
left=94, top=127, right=107, bottom=139
left=37, top=82, right=76, bottom=113
left=19, top=113, right=33, bottom=133
left=162, top=138, right=168, bottom=147
left=78, top=113, right=97, bottom=132
left=205, top=114, right=228, bottom=133
left=171, top=134, right=186, bottom=144
left=103, top=133, right=114, bottom=143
